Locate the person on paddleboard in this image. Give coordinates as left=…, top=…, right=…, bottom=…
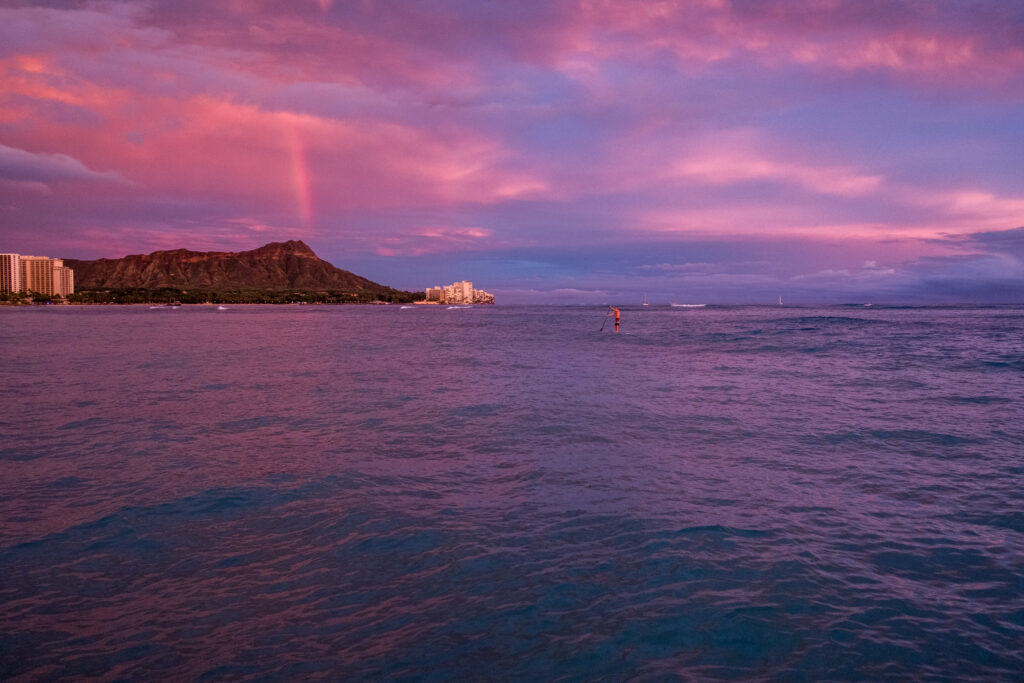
left=606, top=305, right=621, bottom=333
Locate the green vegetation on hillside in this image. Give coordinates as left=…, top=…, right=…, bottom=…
left=63, top=287, right=425, bottom=304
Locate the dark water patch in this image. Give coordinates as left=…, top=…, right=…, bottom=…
left=450, top=403, right=503, bottom=418
left=0, top=447, right=42, bottom=461
left=59, top=417, right=112, bottom=430
left=869, top=545, right=1017, bottom=587
left=148, top=431, right=197, bottom=444
left=0, top=630, right=73, bottom=679
left=215, top=415, right=306, bottom=433
left=47, top=476, right=86, bottom=490
left=953, top=510, right=1024, bottom=535
left=6, top=484, right=300, bottom=554
left=953, top=359, right=1024, bottom=373
left=941, top=395, right=1013, bottom=405
left=805, top=429, right=984, bottom=448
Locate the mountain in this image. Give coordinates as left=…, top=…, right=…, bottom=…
left=64, top=240, right=391, bottom=292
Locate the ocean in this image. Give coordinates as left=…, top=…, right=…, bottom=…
left=1, top=304, right=1022, bottom=680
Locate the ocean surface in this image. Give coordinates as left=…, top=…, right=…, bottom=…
left=1, top=304, right=1023, bottom=681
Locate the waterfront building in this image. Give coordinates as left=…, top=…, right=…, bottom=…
left=56, top=262, right=74, bottom=297
left=1, top=253, right=74, bottom=296
left=20, top=256, right=55, bottom=294
left=423, top=280, right=494, bottom=304
left=0, top=253, right=20, bottom=293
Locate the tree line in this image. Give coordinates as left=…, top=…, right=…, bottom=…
left=0, top=290, right=63, bottom=304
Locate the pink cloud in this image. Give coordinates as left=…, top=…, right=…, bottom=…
left=667, top=133, right=883, bottom=197
left=635, top=205, right=875, bottom=238
left=1, top=57, right=550, bottom=213
left=369, top=226, right=502, bottom=257
left=567, top=0, right=1024, bottom=90
left=413, top=227, right=493, bottom=240
left=901, top=189, right=1024, bottom=234
left=637, top=187, right=1024, bottom=243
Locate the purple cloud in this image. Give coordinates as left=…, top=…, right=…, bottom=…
left=0, top=143, right=127, bottom=185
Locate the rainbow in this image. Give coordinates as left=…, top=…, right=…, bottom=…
left=287, top=122, right=312, bottom=224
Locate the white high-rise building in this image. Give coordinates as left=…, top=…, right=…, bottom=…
left=422, top=279, right=493, bottom=304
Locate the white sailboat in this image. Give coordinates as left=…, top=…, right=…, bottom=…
left=778, top=295, right=783, bottom=305
left=642, top=294, right=649, bottom=307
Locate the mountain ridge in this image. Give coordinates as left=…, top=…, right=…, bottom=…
left=64, top=240, right=392, bottom=292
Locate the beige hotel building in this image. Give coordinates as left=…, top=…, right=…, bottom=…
left=1, top=253, right=74, bottom=296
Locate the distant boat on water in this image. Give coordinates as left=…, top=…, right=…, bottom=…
left=217, top=306, right=229, bottom=310
left=778, top=296, right=783, bottom=305
left=670, top=303, right=705, bottom=308
left=642, top=294, right=649, bottom=306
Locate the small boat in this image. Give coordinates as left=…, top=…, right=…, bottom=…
left=217, top=305, right=229, bottom=310
left=642, top=294, right=649, bottom=307
left=447, top=305, right=472, bottom=310
left=778, top=295, right=783, bottom=305
left=400, top=306, right=414, bottom=309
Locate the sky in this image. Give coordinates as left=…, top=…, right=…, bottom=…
left=1, top=0, right=1023, bottom=303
